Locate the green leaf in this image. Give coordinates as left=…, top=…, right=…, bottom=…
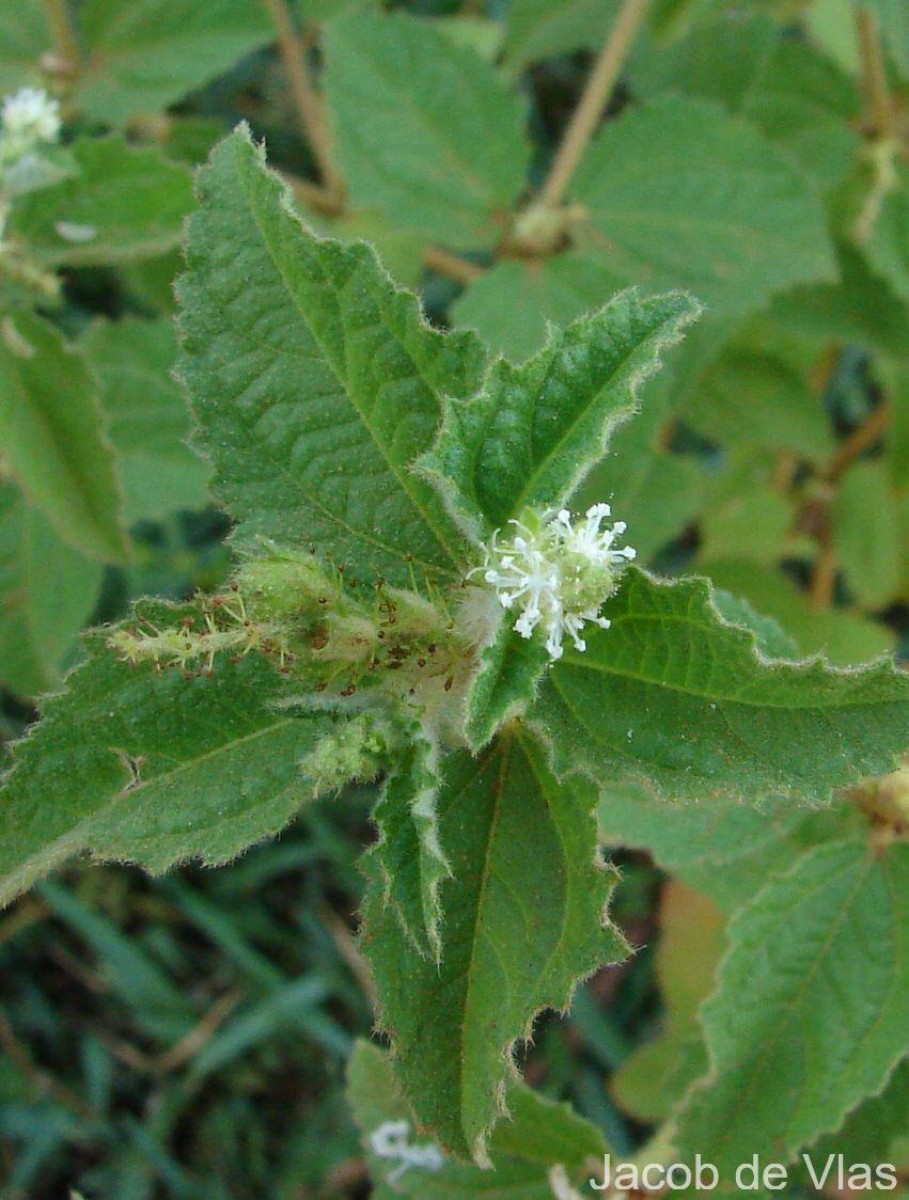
left=810, top=1057, right=909, bottom=1166
left=77, top=0, right=272, bottom=125
left=323, top=11, right=530, bottom=248
left=348, top=1040, right=606, bottom=1197
left=572, top=97, right=836, bottom=320
left=0, top=601, right=343, bottom=908
left=538, top=568, right=909, bottom=805
left=0, top=311, right=129, bottom=562
left=597, top=781, right=853, bottom=912
left=632, top=15, right=860, bottom=189
left=11, top=136, right=194, bottom=266
left=361, top=728, right=626, bottom=1162
left=865, top=170, right=909, bottom=310
left=0, top=484, right=103, bottom=697
left=769, top=241, right=909, bottom=361
left=833, top=461, right=902, bottom=610
left=699, top=455, right=793, bottom=568
left=464, top=623, right=550, bottom=752
left=0, top=2, right=48, bottom=92
left=178, top=128, right=487, bottom=590
left=452, top=256, right=631, bottom=364
left=702, top=557, right=896, bottom=666
left=369, top=728, right=448, bottom=960
left=687, top=348, right=835, bottom=462
left=502, top=0, right=616, bottom=69
left=676, top=837, right=909, bottom=1173
left=81, top=318, right=210, bottom=523
left=422, top=289, right=700, bottom=537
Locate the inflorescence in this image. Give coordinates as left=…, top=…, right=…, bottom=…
left=477, top=503, right=636, bottom=660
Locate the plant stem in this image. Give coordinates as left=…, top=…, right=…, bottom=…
left=825, top=400, right=891, bottom=482
left=538, top=0, right=649, bottom=211
left=423, top=245, right=485, bottom=285
left=856, top=6, right=895, bottom=140
left=259, top=0, right=345, bottom=208
left=42, top=0, right=81, bottom=77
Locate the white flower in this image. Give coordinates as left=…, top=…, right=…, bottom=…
left=476, top=503, right=635, bottom=660
left=368, top=1119, right=445, bottom=1183
left=1, top=88, right=61, bottom=145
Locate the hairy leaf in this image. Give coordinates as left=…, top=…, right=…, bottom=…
left=82, top=318, right=211, bottom=522
left=464, top=621, right=550, bottom=752
left=0, top=602, right=343, bottom=908
left=324, top=11, right=530, bottom=247
left=633, top=15, right=860, bottom=189
left=422, top=289, right=700, bottom=537
left=0, top=311, right=129, bottom=562
left=77, top=0, right=272, bottom=125
left=573, top=97, right=836, bottom=319
left=538, top=569, right=909, bottom=804
left=361, top=729, right=625, bottom=1162
left=452, top=255, right=630, bottom=363
left=11, top=136, right=194, bottom=266
left=348, top=1040, right=606, bottom=1197
left=369, top=728, right=448, bottom=960
left=677, top=837, right=909, bottom=1172
left=0, top=485, right=103, bottom=697
left=178, top=128, right=487, bottom=589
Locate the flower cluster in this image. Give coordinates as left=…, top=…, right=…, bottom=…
left=478, top=503, right=635, bottom=660
left=0, top=87, right=61, bottom=166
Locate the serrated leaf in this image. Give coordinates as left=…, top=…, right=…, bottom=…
left=810, top=1057, right=909, bottom=1166
left=633, top=14, right=860, bottom=189
left=676, top=837, right=909, bottom=1173
left=833, top=461, right=902, bottom=610
left=369, top=727, right=448, bottom=960
left=81, top=318, right=210, bottom=522
left=360, top=728, right=626, bottom=1162
left=77, top=0, right=272, bottom=125
left=0, top=484, right=103, bottom=697
left=10, top=136, right=194, bottom=266
left=422, top=290, right=700, bottom=538
left=770, top=241, right=909, bottom=361
left=452, top=256, right=630, bottom=364
left=178, top=128, right=487, bottom=589
left=596, top=781, right=851, bottom=912
left=687, top=348, right=834, bottom=462
left=323, top=11, right=530, bottom=248
left=348, top=1040, right=606, bottom=1197
left=572, top=97, right=836, bottom=320
left=702, top=557, right=896, bottom=666
left=464, top=622, right=550, bottom=751
left=538, top=568, right=909, bottom=804
left=0, top=311, right=129, bottom=563
left=0, top=602, right=343, bottom=908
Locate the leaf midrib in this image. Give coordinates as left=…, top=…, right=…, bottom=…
left=239, top=155, right=464, bottom=577
left=553, top=609, right=900, bottom=711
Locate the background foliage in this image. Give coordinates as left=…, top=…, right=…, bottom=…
left=1, top=0, right=908, bottom=1196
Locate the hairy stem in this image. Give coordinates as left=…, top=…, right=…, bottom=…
left=260, top=0, right=345, bottom=208
left=538, top=0, right=649, bottom=211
